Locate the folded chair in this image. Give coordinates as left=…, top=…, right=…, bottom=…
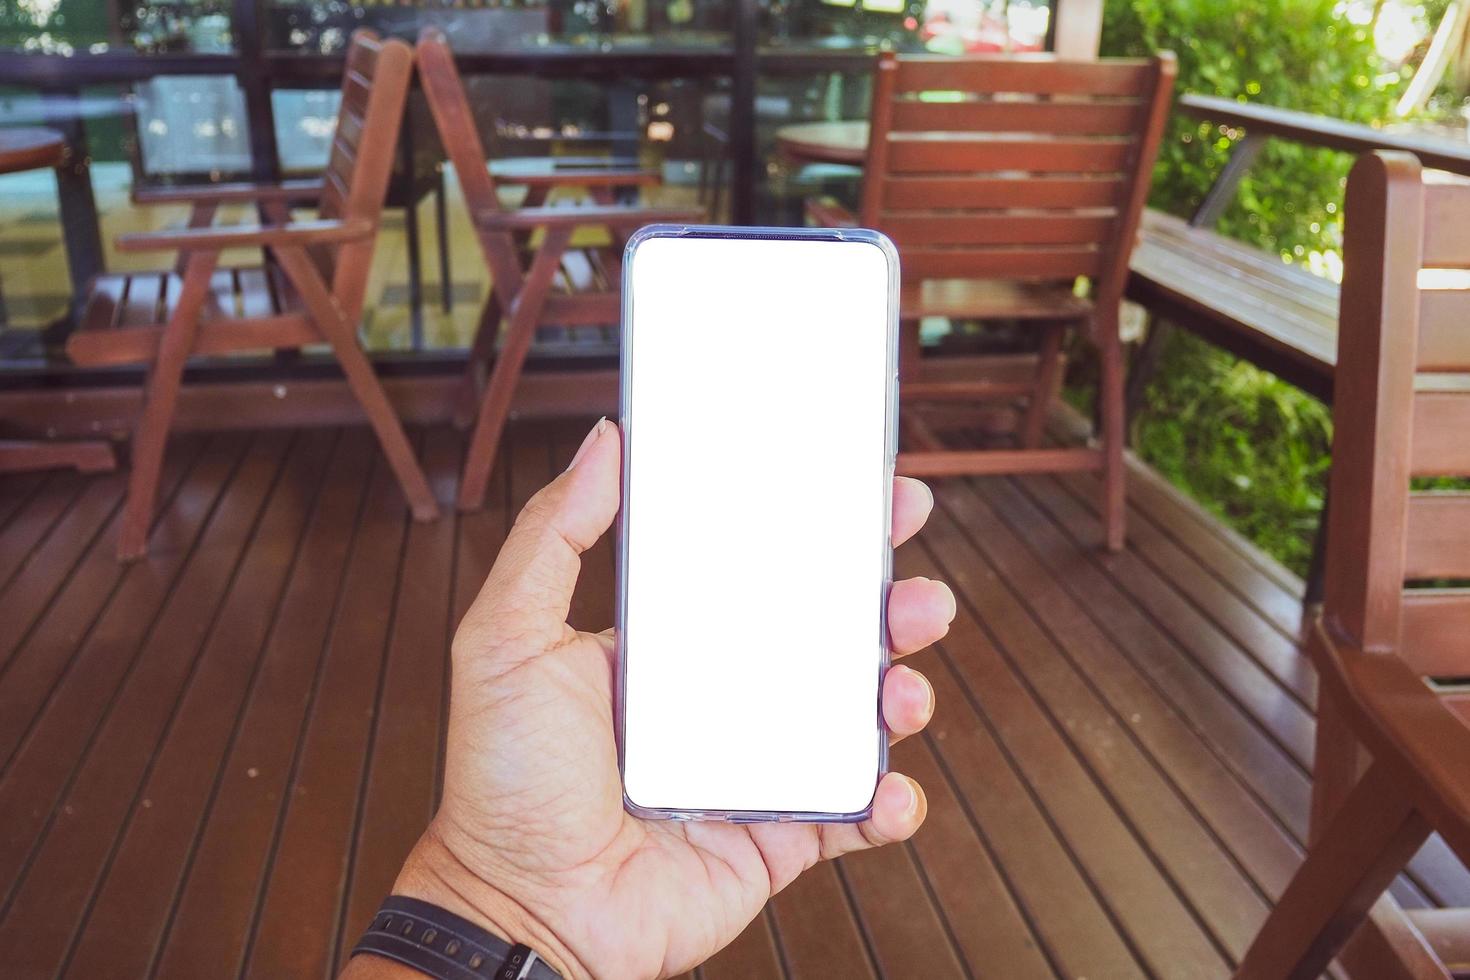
left=1234, top=152, right=1470, bottom=980
left=66, top=31, right=437, bottom=560
left=415, top=27, right=702, bottom=511
left=809, top=51, right=1175, bottom=550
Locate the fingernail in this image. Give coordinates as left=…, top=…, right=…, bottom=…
left=919, top=671, right=935, bottom=718
left=568, top=417, right=606, bottom=471
left=902, top=778, right=920, bottom=819
left=938, top=582, right=957, bottom=624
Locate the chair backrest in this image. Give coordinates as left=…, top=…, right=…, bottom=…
left=415, top=27, right=525, bottom=298
left=1324, top=151, right=1470, bottom=679
left=860, top=51, right=1175, bottom=306
left=316, top=30, right=414, bottom=322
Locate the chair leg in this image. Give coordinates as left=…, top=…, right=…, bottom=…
left=453, top=289, right=503, bottom=430
left=1309, top=688, right=1364, bottom=843
left=274, top=246, right=440, bottom=522
left=1098, top=328, right=1127, bottom=551
left=1020, top=322, right=1066, bottom=448
left=459, top=227, right=572, bottom=512
left=1233, top=761, right=1430, bottom=980
left=118, top=251, right=217, bottom=561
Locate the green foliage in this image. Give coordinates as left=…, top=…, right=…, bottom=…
left=1091, top=0, right=1407, bottom=576
left=1102, top=0, right=1402, bottom=269
left=1133, top=333, right=1333, bottom=574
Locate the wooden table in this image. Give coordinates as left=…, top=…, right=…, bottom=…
left=0, top=127, right=116, bottom=475
left=774, top=120, right=869, bottom=165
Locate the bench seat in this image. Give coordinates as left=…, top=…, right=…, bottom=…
left=1127, top=209, right=1338, bottom=400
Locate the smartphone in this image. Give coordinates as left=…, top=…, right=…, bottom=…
left=617, top=225, right=900, bottom=822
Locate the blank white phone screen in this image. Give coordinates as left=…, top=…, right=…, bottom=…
left=621, top=233, right=894, bottom=816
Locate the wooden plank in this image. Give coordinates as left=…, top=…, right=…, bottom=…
left=698, top=910, right=785, bottom=980
left=58, top=431, right=341, bottom=980
left=928, top=476, right=1332, bottom=910
left=333, top=429, right=460, bottom=972
left=969, top=475, right=1316, bottom=841
left=898, top=547, right=1232, bottom=976
left=0, top=472, right=46, bottom=535
left=1054, top=470, right=1318, bottom=709
left=1402, top=591, right=1470, bottom=679
left=1416, top=289, right=1470, bottom=371
left=882, top=174, right=1126, bottom=210
left=887, top=136, right=1133, bottom=174
left=1423, top=182, right=1470, bottom=267
left=0, top=446, right=192, bottom=692
left=914, top=497, right=1274, bottom=962
left=836, top=838, right=968, bottom=979
left=767, top=862, right=878, bottom=980
left=118, top=271, right=165, bottom=327
left=1013, top=473, right=1319, bottom=771
left=901, top=245, right=1102, bottom=280
left=898, top=447, right=1102, bottom=478
left=883, top=213, right=1115, bottom=247
left=891, top=98, right=1142, bottom=135
left=0, top=432, right=317, bottom=979
left=1101, top=462, right=1305, bottom=638
left=914, top=636, right=1148, bottom=978
left=150, top=431, right=375, bottom=979
left=0, top=433, right=267, bottom=922
left=1405, top=493, right=1470, bottom=580
left=1411, top=392, right=1470, bottom=476
left=0, top=436, right=231, bottom=775
left=892, top=56, right=1154, bottom=97
left=0, top=470, right=86, bottom=593
left=892, top=736, right=1054, bottom=978
left=240, top=442, right=414, bottom=980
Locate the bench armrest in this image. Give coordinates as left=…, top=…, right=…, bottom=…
left=131, top=179, right=324, bottom=206
left=114, top=217, right=374, bottom=254
left=804, top=197, right=858, bottom=228
left=473, top=205, right=703, bottom=231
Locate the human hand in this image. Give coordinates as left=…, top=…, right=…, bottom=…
left=381, top=418, right=955, bottom=979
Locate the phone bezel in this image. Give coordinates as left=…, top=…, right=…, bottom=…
left=615, top=224, right=901, bottom=823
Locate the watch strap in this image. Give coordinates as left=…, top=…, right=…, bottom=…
left=353, top=895, right=562, bottom=980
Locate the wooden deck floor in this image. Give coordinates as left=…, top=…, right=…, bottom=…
left=1, top=419, right=1466, bottom=980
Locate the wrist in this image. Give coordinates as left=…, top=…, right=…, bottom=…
left=392, top=824, right=587, bottom=980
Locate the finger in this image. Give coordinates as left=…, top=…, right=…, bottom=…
left=457, top=419, right=620, bottom=670
left=888, top=576, right=956, bottom=656
left=883, top=664, right=935, bottom=744
left=892, top=477, right=932, bottom=548
left=816, top=773, right=927, bottom=861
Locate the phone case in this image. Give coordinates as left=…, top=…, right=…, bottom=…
left=615, top=224, right=901, bottom=823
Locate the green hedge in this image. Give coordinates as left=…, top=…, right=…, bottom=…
left=1098, top=0, right=1407, bottom=576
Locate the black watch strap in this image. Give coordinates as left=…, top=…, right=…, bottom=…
left=353, top=895, right=563, bottom=980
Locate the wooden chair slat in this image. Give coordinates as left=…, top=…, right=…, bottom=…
left=882, top=175, right=1127, bottom=210
left=120, top=273, right=166, bottom=326
left=883, top=213, right=1115, bottom=248
left=887, top=137, right=1133, bottom=174
left=890, top=99, right=1143, bottom=135
left=900, top=246, right=1103, bottom=280
left=1418, top=288, right=1470, bottom=371
left=1411, top=392, right=1470, bottom=477
left=1424, top=182, right=1470, bottom=269
left=1401, top=591, right=1470, bottom=679
left=1405, top=492, right=1470, bottom=580
left=892, top=56, right=1155, bottom=96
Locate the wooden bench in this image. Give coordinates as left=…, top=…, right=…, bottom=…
left=1127, top=209, right=1336, bottom=402
left=1124, top=94, right=1470, bottom=411
left=1122, top=94, right=1470, bottom=598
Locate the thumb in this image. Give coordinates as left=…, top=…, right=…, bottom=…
left=456, top=418, right=621, bottom=672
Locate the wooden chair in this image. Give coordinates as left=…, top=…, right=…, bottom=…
left=66, top=31, right=437, bottom=560
left=415, top=27, right=702, bottom=511
left=809, top=51, right=1175, bottom=550
left=1233, top=151, right=1470, bottom=980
